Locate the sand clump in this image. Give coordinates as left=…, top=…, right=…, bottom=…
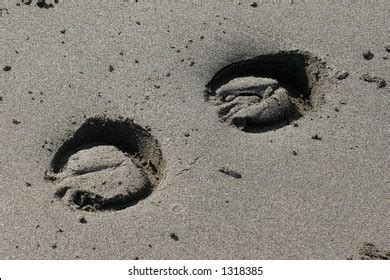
left=54, top=145, right=151, bottom=211
left=210, top=76, right=296, bottom=130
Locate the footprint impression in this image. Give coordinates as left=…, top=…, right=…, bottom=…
left=205, top=51, right=332, bottom=132
left=47, top=117, right=165, bottom=211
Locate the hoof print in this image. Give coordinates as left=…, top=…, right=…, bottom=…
left=205, top=51, right=332, bottom=132
left=48, top=117, right=165, bottom=211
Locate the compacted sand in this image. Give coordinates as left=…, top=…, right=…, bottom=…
left=1, top=0, right=389, bottom=259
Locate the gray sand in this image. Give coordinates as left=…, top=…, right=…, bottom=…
left=1, top=0, right=389, bottom=259
left=54, top=145, right=150, bottom=211
left=211, top=77, right=294, bottom=129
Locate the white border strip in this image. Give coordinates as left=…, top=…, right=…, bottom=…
left=0, top=260, right=389, bottom=280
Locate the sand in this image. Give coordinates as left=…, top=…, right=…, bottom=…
left=0, top=0, right=389, bottom=259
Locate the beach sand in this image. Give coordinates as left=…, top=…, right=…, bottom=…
left=1, top=0, right=389, bottom=259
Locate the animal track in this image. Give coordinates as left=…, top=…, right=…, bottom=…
left=205, top=50, right=332, bottom=132
left=46, top=117, right=165, bottom=211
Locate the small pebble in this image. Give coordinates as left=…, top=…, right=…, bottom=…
left=219, top=167, right=242, bottom=179
left=170, top=233, right=179, bottom=241
left=311, top=134, right=322, bottom=140
left=363, top=50, right=374, bottom=60
left=335, top=70, right=349, bottom=80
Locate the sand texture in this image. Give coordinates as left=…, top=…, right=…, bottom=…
left=1, top=0, right=389, bottom=259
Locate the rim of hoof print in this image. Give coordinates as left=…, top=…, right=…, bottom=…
left=46, top=117, right=165, bottom=212
left=205, top=50, right=333, bottom=133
